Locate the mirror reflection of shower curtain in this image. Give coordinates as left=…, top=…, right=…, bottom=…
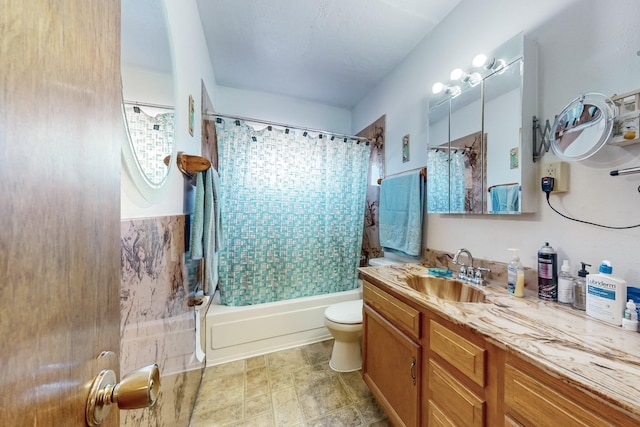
left=427, top=150, right=450, bottom=212
left=449, top=151, right=466, bottom=213
left=214, top=119, right=370, bottom=306
left=426, top=150, right=465, bottom=213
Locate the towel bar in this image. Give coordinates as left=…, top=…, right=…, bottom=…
left=377, top=167, right=426, bottom=185
left=164, top=152, right=211, bottom=178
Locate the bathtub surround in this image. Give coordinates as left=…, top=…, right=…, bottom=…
left=120, top=215, right=203, bottom=426
left=215, top=119, right=370, bottom=306
left=357, top=115, right=386, bottom=265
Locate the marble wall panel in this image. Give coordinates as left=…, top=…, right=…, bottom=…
left=120, top=215, right=204, bottom=426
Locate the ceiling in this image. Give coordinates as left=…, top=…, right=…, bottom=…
left=195, top=0, right=462, bottom=109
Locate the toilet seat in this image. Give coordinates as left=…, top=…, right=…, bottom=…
left=324, top=300, right=363, bottom=324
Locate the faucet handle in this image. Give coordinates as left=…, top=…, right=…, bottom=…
left=456, top=264, right=467, bottom=279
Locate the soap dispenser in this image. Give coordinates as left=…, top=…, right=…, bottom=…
left=572, top=262, right=590, bottom=311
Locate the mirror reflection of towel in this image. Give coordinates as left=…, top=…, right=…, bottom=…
left=490, top=184, right=519, bottom=213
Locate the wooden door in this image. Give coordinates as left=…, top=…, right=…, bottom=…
left=0, top=1, right=121, bottom=425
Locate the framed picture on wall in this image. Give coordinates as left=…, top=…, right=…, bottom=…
left=402, top=134, right=410, bottom=163
left=188, top=94, right=195, bottom=136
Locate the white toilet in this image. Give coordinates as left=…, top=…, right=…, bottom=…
left=324, top=299, right=364, bottom=372
left=324, top=257, right=410, bottom=372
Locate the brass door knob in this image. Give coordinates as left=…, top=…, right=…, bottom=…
left=86, top=363, right=160, bottom=426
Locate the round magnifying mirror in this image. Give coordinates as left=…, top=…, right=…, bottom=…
left=550, top=93, right=616, bottom=161
left=121, top=0, right=176, bottom=203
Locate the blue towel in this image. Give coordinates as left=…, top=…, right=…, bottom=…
left=490, top=184, right=520, bottom=213
left=378, top=171, right=424, bottom=257
left=190, top=168, right=222, bottom=294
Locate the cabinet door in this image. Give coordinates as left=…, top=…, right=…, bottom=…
left=363, top=305, right=421, bottom=427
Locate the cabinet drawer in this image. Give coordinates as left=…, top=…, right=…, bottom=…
left=430, top=320, right=485, bottom=386
left=428, top=400, right=457, bottom=427
left=504, top=363, right=610, bottom=426
left=363, top=281, right=420, bottom=340
left=429, top=360, right=485, bottom=427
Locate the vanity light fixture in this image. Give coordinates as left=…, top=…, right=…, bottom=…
left=432, top=82, right=445, bottom=94
left=468, top=72, right=482, bottom=87
left=450, top=68, right=467, bottom=81
left=432, top=82, right=461, bottom=97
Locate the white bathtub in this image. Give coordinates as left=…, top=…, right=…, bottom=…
left=204, top=285, right=362, bottom=366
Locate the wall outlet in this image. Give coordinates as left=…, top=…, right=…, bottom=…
left=541, top=161, right=569, bottom=193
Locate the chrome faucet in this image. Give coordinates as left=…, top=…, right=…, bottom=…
left=451, top=248, right=473, bottom=279
left=452, top=248, right=490, bottom=286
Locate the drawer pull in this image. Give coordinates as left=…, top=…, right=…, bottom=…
left=410, top=356, right=416, bottom=385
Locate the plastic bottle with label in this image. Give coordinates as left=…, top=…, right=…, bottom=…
left=507, top=249, right=525, bottom=298
left=586, top=260, right=627, bottom=325
left=622, top=299, right=638, bottom=332
left=558, top=260, right=574, bottom=304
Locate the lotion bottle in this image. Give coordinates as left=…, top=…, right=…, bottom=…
left=586, top=260, right=627, bottom=325
left=507, top=249, right=525, bottom=297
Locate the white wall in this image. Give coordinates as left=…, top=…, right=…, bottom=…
left=213, top=85, right=352, bottom=135
left=353, top=0, right=640, bottom=282
left=122, top=0, right=353, bottom=218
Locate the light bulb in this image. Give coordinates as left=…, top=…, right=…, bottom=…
left=450, top=68, right=465, bottom=81
left=472, top=54, right=487, bottom=67
left=432, top=82, right=444, bottom=94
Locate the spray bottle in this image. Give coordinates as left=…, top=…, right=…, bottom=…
left=538, top=242, right=558, bottom=301
left=507, top=249, right=525, bottom=297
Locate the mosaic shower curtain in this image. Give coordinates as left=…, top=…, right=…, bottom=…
left=214, top=119, right=371, bottom=306
left=449, top=151, right=466, bottom=213
left=426, top=150, right=465, bottom=213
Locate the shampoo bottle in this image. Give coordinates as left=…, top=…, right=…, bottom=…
left=586, top=260, right=627, bottom=325
left=507, top=249, right=525, bottom=297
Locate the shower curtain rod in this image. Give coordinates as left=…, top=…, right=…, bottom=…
left=124, top=100, right=174, bottom=110
left=202, top=111, right=370, bottom=142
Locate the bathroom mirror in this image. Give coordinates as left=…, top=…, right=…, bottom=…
left=450, top=83, right=483, bottom=214
left=550, top=93, right=616, bottom=161
left=427, top=100, right=450, bottom=213
left=427, top=32, right=537, bottom=214
left=121, top=0, right=177, bottom=203
left=484, top=59, right=522, bottom=214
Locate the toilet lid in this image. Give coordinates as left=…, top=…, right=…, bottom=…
left=325, top=300, right=363, bottom=324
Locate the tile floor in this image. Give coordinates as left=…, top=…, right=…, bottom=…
left=190, top=340, right=391, bottom=427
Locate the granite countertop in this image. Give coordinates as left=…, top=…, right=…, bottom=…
left=358, top=263, right=640, bottom=421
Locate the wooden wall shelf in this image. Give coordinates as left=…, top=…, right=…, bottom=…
left=164, top=151, right=211, bottom=178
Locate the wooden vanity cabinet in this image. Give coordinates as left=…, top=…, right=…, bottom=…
left=503, top=354, right=637, bottom=427
left=361, top=278, right=638, bottom=426
left=424, top=314, right=499, bottom=427
left=362, top=281, right=421, bottom=427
